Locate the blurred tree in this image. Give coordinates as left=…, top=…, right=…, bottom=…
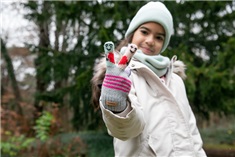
left=22, top=1, right=99, bottom=129
left=167, top=1, right=235, bottom=63
left=27, top=1, right=52, bottom=120
left=1, top=39, right=23, bottom=115
left=164, top=1, right=235, bottom=118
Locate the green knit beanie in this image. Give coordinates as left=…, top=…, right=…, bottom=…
left=125, top=1, right=173, bottom=53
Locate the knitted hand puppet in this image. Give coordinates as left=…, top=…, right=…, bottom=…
left=101, top=41, right=137, bottom=113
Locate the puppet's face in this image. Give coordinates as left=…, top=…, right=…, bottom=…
left=104, top=42, right=114, bottom=52
left=129, top=44, right=138, bottom=53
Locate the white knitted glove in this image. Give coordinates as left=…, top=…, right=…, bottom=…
left=100, top=41, right=137, bottom=113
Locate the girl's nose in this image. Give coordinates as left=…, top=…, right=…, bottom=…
left=145, top=35, right=155, bottom=46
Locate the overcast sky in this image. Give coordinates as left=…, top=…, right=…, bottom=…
left=1, top=0, right=38, bottom=48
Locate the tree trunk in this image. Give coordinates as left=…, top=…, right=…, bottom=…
left=1, top=39, right=23, bottom=115
left=34, top=1, right=51, bottom=118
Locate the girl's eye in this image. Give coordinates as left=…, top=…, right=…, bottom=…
left=140, top=30, right=148, bottom=35
left=155, top=36, right=164, bottom=41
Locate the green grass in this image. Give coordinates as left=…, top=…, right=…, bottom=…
left=204, top=143, right=235, bottom=150
left=200, top=123, right=235, bottom=150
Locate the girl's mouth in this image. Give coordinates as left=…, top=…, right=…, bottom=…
left=140, top=47, right=154, bottom=55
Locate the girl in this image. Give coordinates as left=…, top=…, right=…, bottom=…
left=91, top=1, right=207, bottom=157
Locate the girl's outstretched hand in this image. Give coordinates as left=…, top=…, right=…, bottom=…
left=101, top=41, right=137, bottom=113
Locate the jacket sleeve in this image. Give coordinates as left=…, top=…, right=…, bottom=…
left=100, top=85, right=145, bottom=141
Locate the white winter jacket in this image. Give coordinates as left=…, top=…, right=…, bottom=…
left=100, top=58, right=207, bottom=157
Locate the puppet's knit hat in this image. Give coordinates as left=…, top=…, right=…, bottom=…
left=125, top=1, right=173, bottom=53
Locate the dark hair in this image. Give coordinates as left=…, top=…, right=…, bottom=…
left=90, top=33, right=134, bottom=109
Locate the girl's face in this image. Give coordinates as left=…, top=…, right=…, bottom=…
left=131, top=22, right=165, bottom=56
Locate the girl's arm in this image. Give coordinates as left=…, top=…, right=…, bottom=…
left=100, top=85, right=145, bottom=141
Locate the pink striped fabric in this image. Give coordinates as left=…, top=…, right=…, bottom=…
left=103, top=74, right=131, bottom=93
